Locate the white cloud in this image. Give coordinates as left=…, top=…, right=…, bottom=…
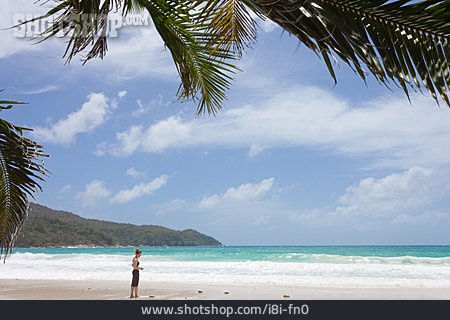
left=23, top=85, right=59, bottom=95
left=199, top=178, right=275, bottom=209
left=57, top=184, right=72, bottom=199
left=333, top=167, right=440, bottom=219
left=125, top=167, right=145, bottom=178
left=288, top=167, right=450, bottom=228
left=77, top=180, right=111, bottom=207
left=32, top=91, right=124, bottom=146
left=133, top=94, right=170, bottom=117
left=104, top=86, right=450, bottom=169
left=248, top=144, right=266, bottom=158
left=77, top=174, right=167, bottom=207
left=199, top=195, right=221, bottom=209
left=94, top=24, right=175, bottom=80
left=89, top=12, right=275, bottom=81
left=111, top=175, right=168, bottom=204
left=0, top=1, right=47, bottom=59
left=1, top=3, right=175, bottom=81
left=112, top=115, right=192, bottom=155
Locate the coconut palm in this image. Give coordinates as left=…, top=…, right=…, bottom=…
left=0, top=98, right=47, bottom=261
left=28, top=0, right=449, bottom=113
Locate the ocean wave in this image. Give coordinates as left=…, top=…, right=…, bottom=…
left=2, top=252, right=450, bottom=287
left=292, top=254, right=450, bottom=265
left=8, top=251, right=450, bottom=265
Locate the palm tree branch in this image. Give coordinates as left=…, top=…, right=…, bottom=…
left=246, top=0, right=450, bottom=105
left=195, top=0, right=258, bottom=57
left=130, top=0, right=238, bottom=115
left=0, top=103, right=48, bottom=261
left=29, top=0, right=238, bottom=115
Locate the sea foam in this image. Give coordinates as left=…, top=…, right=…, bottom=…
left=1, top=252, right=450, bottom=287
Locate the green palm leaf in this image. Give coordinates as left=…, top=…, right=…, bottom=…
left=195, top=0, right=258, bottom=56
left=29, top=0, right=241, bottom=115
left=0, top=101, right=48, bottom=261
left=246, top=0, right=450, bottom=105
left=127, top=0, right=238, bottom=115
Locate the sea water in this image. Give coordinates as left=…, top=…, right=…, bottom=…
left=1, top=246, right=450, bottom=287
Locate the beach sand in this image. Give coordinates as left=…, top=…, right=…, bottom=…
left=0, top=279, right=449, bottom=300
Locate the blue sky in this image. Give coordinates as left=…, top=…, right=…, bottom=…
left=1, top=1, right=450, bottom=245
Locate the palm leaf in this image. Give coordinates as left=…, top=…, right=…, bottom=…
left=245, top=0, right=450, bottom=106
left=29, top=0, right=240, bottom=115
left=0, top=101, right=48, bottom=261
left=195, top=0, right=258, bottom=57
left=128, top=0, right=239, bottom=115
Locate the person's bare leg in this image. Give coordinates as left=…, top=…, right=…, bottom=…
left=130, top=286, right=135, bottom=298
left=135, top=286, right=139, bottom=298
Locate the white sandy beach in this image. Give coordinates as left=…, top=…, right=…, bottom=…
left=1, top=279, right=450, bottom=300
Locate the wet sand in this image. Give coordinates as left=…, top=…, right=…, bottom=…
left=0, top=279, right=449, bottom=300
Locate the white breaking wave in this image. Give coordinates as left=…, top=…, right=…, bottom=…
left=1, top=252, right=450, bottom=287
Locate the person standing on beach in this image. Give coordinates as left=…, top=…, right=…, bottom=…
left=130, top=248, right=144, bottom=298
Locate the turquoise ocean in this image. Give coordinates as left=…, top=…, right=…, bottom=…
left=2, top=246, right=450, bottom=287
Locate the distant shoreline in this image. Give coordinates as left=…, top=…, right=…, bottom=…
left=14, top=244, right=225, bottom=249
left=13, top=244, right=450, bottom=249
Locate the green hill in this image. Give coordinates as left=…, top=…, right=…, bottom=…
left=15, top=204, right=222, bottom=247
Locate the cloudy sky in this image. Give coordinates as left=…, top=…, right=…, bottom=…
left=1, top=0, right=450, bottom=245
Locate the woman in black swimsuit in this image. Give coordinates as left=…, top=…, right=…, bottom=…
left=130, top=248, right=144, bottom=298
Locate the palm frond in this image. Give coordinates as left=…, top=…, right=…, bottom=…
left=195, top=0, right=258, bottom=57
left=23, top=0, right=113, bottom=63
left=246, top=0, right=450, bottom=106
left=29, top=0, right=240, bottom=115
left=131, top=0, right=238, bottom=115
left=0, top=101, right=48, bottom=262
